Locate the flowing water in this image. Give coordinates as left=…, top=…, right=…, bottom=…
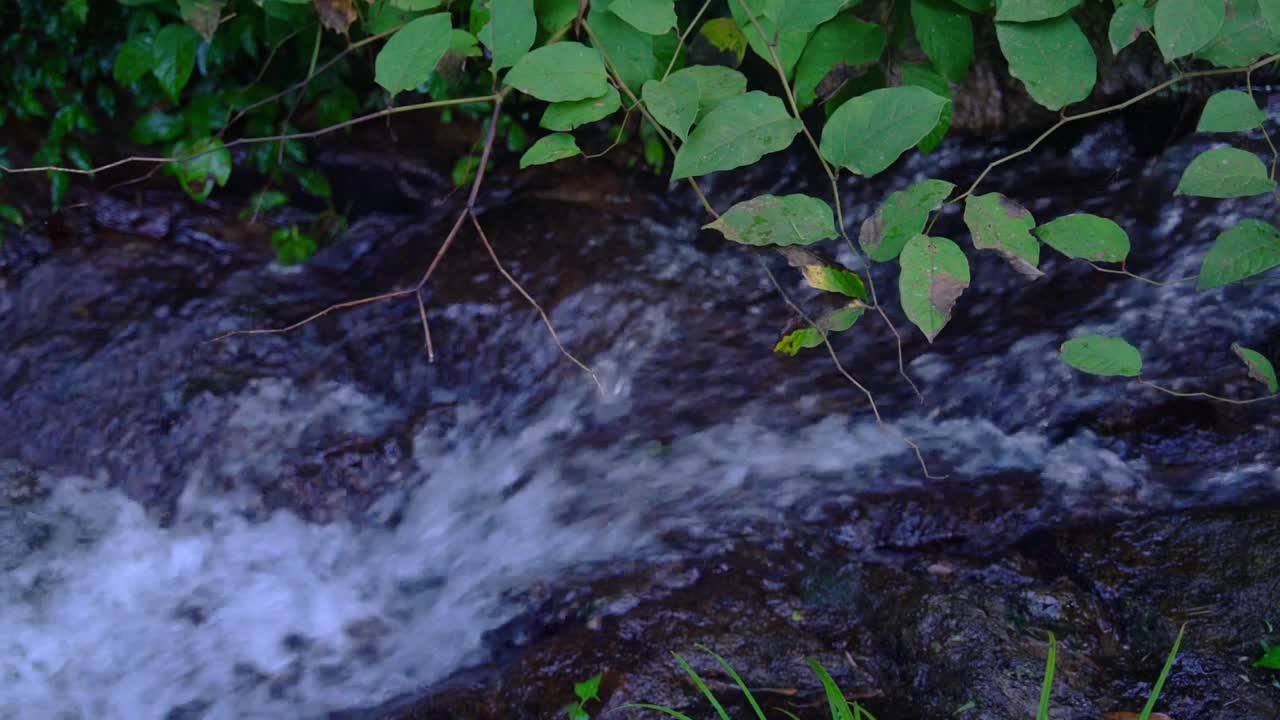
left=1, top=102, right=1279, bottom=719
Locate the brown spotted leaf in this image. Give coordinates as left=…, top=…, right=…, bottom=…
left=963, top=192, right=1043, bottom=279
left=898, top=234, right=970, bottom=342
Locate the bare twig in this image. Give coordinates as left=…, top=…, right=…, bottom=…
left=469, top=210, right=605, bottom=394
left=1085, top=262, right=1196, bottom=287
left=1138, top=379, right=1276, bottom=405
left=955, top=52, right=1280, bottom=203
left=416, top=288, right=435, bottom=362
left=212, top=96, right=509, bottom=347
left=758, top=257, right=944, bottom=479
left=660, top=0, right=715, bottom=82
left=2, top=94, right=500, bottom=177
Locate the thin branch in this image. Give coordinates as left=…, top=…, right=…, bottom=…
left=759, top=257, right=944, bottom=479
left=275, top=24, right=325, bottom=165
left=212, top=96, right=510, bottom=348
left=1, top=94, right=501, bottom=177
left=470, top=210, right=605, bottom=395
left=222, top=24, right=404, bottom=139
left=660, top=0, right=715, bottom=82
left=581, top=20, right=721, bottom=218
left=1086, top=262, right=1195, bottom=287
left=955, top=52, right=1280, bottom=203
left=210, top=288, right=418, bottom=341
left=416, top=288, right=435, bottom=362
left=1138, top=379, right=1276, bottom=405
left=1246, top=67, right=1280, bottom=182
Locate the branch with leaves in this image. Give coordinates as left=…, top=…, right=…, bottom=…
left=4, top=0, right=1279, bottom=470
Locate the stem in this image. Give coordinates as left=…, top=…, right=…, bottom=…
left=1138, top=379, right=1275, bottom=405
left=955, top=52, right=1280, bottom=203
left=1, top=94, right=501, bottom=176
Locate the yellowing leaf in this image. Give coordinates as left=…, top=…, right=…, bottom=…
left=702, top=194, right=836, bottom=246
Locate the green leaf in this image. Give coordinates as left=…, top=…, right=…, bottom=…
left=859, top=179, right=955, bottom=262
left=1196, top=219, right=1280, bottom=289
left=1109, top=1, right=1154, bottom=54
left=1196, top=0, right=1280, bottom=67
left=994, top=0, right=1080, bottom=23
left=270, top=225, right=318, bottom=265
left=964, top=192, right=1043, bottom=278
left=996, top=15, right=1096, bottom=111
left=375, top=14, right=453, bottom=96
left=899, top=234, right=970, bottom=342
left=541, top=87, right=621, bottom=130
left=609, top=0, right=676, bottom=34
left=703, top=194, right=836, bottom=246
left=392, top=0, right=444, bottom=8
left=1198, top=89, right=1266, bottom=133
left=1060, top=335, right=1143, bottom=377
left=699, top=17, right=748, bottom=64
left=1264, top=0, right=1280, bottom=34
left=1138, top=625, right=1184, bottom=720
left=114, top=34, right=155, bottom=85
left=779, top=246, right=868, bottom=299
left=770, top=0, right=846, bottom=34
left=505, top=42, right=610, bottom=101
left=1255, top=642, right=1280, bottom=669
left=820, top=86, right=949, bottom=176
left=641, top=65, right=747, bottom=140
left=0, top=204, right=23, bottom=226
left=900, top=63, right=952, bottom=153
left=536, top=0, right=579, bottom=31
left=1032, top=213, right=1130, bottom=263
left=50, top=172, right=70, bottom=213
left=239, top=190, right=289, bottom=219
left=1175, top=147, right=1276, bottom=198
left=911, top=0, right=974, bottom=82
left=296, top=168, right=332, bottom=198
left=793, top=16, right=886, bottom=109
left=368, top=0, right=425, bottom=33
left=588, top=5, right=658, bottom=92
left=574, top=672, right=603, bottom=703
left=520, top=133, right=582, bottom=168
left=729, top=0, right=809, bottom=77
left=479, top=0, right=537, bottom=72
left=671, top=91, right=801, bottom=179
left=774, top=301, right=865, bottom=356
left=1155, top=0, right=1225, bottom=60
left=1231, top=343, right=1279, bottom=394
left=113, top=34, right=155, bottom=85
left=170, top=138, right=232, bottom=202
left=950, top=0, right=992, bottom=11
left=152, top=24, right=201, bottom=101
left=130, top=111, right=186, bottom=144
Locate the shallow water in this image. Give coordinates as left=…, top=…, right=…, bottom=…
left=1, top=101, right=1278, bottom=718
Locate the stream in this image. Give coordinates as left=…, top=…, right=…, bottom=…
left=2, top=97, right=1279, bottom=720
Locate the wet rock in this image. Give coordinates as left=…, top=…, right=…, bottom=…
left=362, top=503, right=1280, bottom=720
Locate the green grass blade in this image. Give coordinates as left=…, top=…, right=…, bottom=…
left=616, top=703, right=698, bottom=720
left=854, top=702, right=880, bottom=720
left=1037, top=632, right=1057, bottom=720
left=775, top=708, right=805, bottom=720
left=696, top=644, right=768, bottom=720
left=671, top=651, right=732, bottom=720
left=1138, top=624, right=1185, bottom=720
left=806, top=658, right=855, bottom=720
